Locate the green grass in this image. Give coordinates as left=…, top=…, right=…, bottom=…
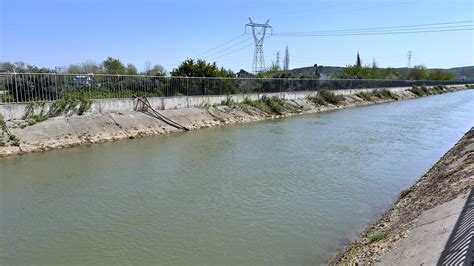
left=48, top=94, right=92, bottom=117
left=367, top=231, right=389, bottom=243
left=0, top=114, right=5, bottom=131
left=27, top=114, right=48, bottom=126
left=0, top=92, right=13, bottom=103
left=319, top=90, right=345, bottom=105
left=372, top=89, right=398, bottom=100
left=221, top=95, right=235, bottom=106
left=261, top=96, right=285, bottom=115
left=9, top=134, right=20, bottom=146
left=409, top=86, right=431, bottom=96
left=356, top=91, right=372, bottom=101
left=308, top=90, right=345, bottom=105
left=240, top=95, right=288, bottom=115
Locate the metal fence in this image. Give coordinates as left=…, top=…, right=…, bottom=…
left=0, top=73, right=472, bottom=104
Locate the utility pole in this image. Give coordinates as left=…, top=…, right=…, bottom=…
left=246, top=18, right=272, bottom=74
left=276, top=51, right=281, bottom=69
left=283, top=46, right=290, bottom=71
left=407, top=51, right=413, bottom=68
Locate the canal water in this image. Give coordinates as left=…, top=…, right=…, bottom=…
left=1, top=90, right=473, bottom=264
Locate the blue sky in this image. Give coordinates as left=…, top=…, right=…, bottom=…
left=1, top=0, right=473, bottom=72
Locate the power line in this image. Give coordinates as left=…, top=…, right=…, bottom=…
left=208, top=42, right=254, bottom=61
left=195, top=34, right=246, bottom=57
left=273, top=27, right=473, bottom=37
left=274, top=20, right=472, bottom=35
left=203, top=37, right=252, bottom=58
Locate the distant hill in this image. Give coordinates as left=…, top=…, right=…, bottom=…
left=289, top=65, right=474, bottom=79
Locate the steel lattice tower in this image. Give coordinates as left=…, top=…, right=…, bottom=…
left=246, top=18, right=272, bottom=74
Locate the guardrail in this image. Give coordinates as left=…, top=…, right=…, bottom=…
left=0, top=73, right=472, bottom=104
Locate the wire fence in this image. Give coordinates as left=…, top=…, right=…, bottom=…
left=0, top=73, right=472, bottom=104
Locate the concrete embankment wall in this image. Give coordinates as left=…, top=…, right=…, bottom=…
left=0, top=85, right=457, bottom=120
left=336, top=127, right=474, bottom=264
left=0, top=85, right=470, bottom=157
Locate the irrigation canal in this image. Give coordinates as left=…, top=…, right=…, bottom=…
left=1, top=90, right=473, bottom=264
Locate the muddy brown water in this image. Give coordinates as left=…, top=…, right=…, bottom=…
left=1, top=90, right=473, bottom=264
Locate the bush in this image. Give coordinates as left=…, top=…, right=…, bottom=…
left=409, top=86, right=430, bottom=96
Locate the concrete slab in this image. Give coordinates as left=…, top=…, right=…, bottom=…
left=377, top=191, right=472, bottom=266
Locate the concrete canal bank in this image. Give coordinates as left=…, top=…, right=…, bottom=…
left=336, top=127, right=474, bottom=265
left=0, top=85, right=470, bottom=157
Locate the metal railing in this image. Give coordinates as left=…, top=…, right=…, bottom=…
left=0, top=73, right=472, bottom=104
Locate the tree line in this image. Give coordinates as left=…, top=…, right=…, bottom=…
left=336, top=52, right=454, bottom=80
left=0, top=54, right=455, bottom=80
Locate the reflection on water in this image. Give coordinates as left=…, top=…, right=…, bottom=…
left=1, top=91, right=473, bottom=264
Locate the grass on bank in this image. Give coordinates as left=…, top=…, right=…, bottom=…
left=21, top=93, right=93, bottom=126
left=8, top=134, right=20, bottom=146
left=367, top=230, right=390, bottom=243
left=308, top=90, right=346, bottom=106
left=356, top=91, right=372, bottom=101
left=0, top=114, right=5, bottom=131
left=372, top=89, right=398, bottom=100
left=409, top=85, right=452, bottom=97
left=241, top=96, right=286, bottom=115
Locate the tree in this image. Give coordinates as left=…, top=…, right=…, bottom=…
left=428, top=69, right=454, bottom=80
left=67, top=61, right=103, bottom=74
left=407, top=65, right=429, bottom=80
left=313, top=64, right=323, bottom=79
left=103, top=57, right=126, bottom=74
left=171, top=59, right=233, bottom=77
left=283, top=46, right=290, bottom=71
left=356, top=52, right=362, bottom=67
left=144, top=63, right=166, bottom=76
left=126, top=64, right=138, bottom=75
left=0, top=61, right=53, bottom=73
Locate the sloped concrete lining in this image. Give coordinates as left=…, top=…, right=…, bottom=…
left=1, top=85, right=469, bottom=120
left=376, top=191, right=472, bottom=265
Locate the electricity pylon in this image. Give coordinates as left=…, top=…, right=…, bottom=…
left=407, top=51, right=413, bottom=68
left=246, top=18, right=272, bottom=74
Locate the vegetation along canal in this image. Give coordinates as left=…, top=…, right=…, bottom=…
left=1, top=90, right=473, bottom=264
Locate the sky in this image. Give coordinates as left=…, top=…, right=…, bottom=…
left=1, top=0, right=473, bottom=73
